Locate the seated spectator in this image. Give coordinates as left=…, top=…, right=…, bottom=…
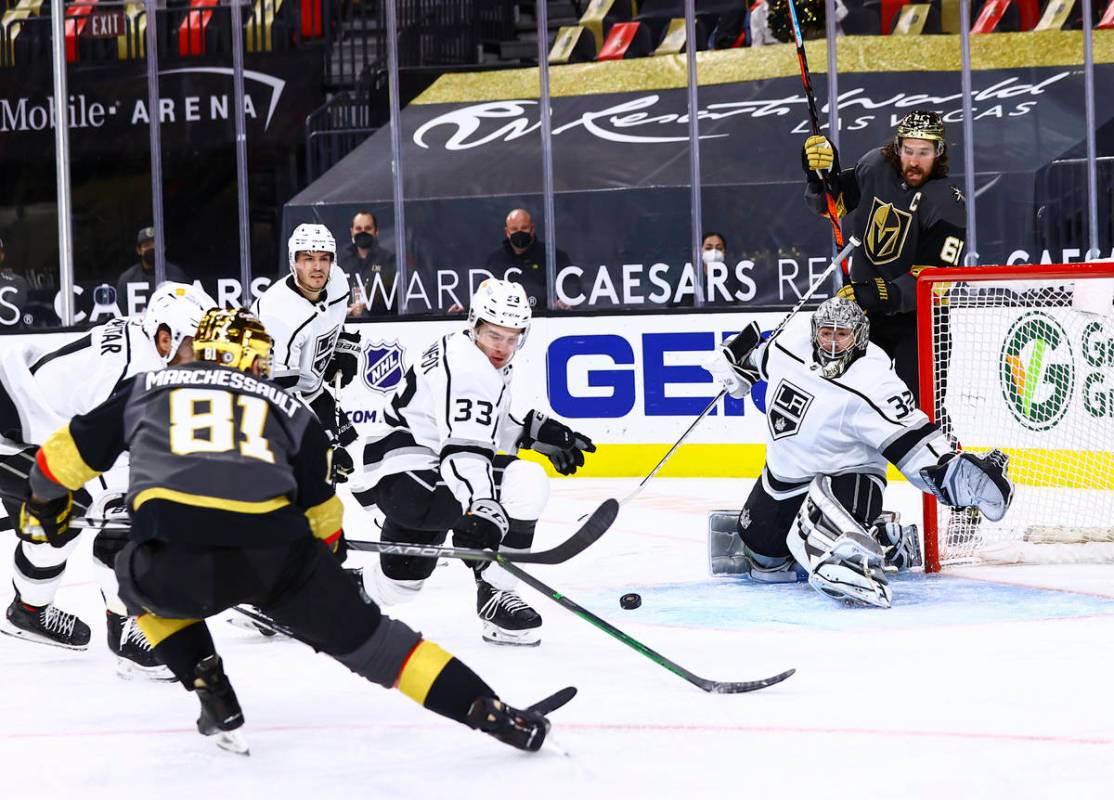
left=339, top=210, right=397, bottom=316
left=483, top=208, right=575, bottom=312
left=116, top=226, right=187, bottom=314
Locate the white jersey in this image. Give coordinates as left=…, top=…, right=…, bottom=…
left=356, top=331, right=525, bottom=509
left=0, top=316, right=163, bottom=446
left=750, top=315, right=950, bottom=496
left=251, top=269, right=350, bottom=399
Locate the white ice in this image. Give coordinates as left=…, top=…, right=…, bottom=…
left=2, top=478, right=1114, bottom=800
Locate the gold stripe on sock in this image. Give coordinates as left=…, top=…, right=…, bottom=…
left=397, top=640, right=454, bottom=706
left=136, top=614, right=199, bottom=647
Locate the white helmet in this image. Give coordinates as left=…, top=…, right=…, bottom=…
left=142, top=281, right=218, bottom=364
left=467, top=278, right=531, bottom=349
left=287, top=223, right=336, bottom=273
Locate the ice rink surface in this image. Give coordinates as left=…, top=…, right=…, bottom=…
left=3, top=477, right=1114, bottom=800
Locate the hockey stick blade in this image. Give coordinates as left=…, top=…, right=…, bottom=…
left=527, top=686, right=577, bottom=716
left=348, top=498, right=618, bottom=566
left=497, top=559, right=794, bottom=695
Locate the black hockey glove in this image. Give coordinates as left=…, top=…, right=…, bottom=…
left=837, top=277, right=901, bottom=314
left=324, top=331, right=361, bottom=389
left=18, top=492, right=77, bottom=547
left=518, top=410, right=596, bottom=476
left=331, top=531, right=349, bottom=564
left=326, top=431, right=355, bottom=484
left=454, top=498, right=508, bottom=551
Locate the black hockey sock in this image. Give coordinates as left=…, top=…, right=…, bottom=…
left=143, top=617, right=217, bottom=690
left=397, top=640, right=494, bottom=724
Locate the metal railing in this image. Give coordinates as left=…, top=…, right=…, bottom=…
left=1035, top=156, right=1114, bottom=258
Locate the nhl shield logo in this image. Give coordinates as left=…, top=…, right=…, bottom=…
left=363, top=340, right=406, bottom=394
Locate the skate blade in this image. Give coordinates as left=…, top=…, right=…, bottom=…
left=543, top=730, right=571, bottom=758
left=115, top=657, right=176, bottom=683
left=481, top=627, right=541, bottom=647
left=0, top=623, right=89, bottom=651
left=226, top=615, right=282, bottom=638
left=210, top=730, right=250, bottom=756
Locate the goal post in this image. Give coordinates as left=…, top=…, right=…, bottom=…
left=916, top=263, right=1114, bottom=573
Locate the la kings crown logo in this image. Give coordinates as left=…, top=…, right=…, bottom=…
left=768, top=380, right=814, bottom=440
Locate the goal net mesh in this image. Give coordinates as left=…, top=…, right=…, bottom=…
left=923, top=268, right=1114, bottom=567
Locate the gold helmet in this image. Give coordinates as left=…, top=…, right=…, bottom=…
left=192, top=308, right=273, bottom=376
left=895, top=110, right=946, bottom=155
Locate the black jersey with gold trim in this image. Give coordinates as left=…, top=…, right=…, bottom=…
left=805, top=148, right=966, bottom=314
left=37, top=362, right=341, bottom=546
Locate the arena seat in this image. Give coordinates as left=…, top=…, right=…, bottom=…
left=1032, top=0, right=1072, bottom=28
left=1100, top=0, right=1114, bottom=27
left=971, top=0, right=1040, bottom=32
left=178, top=0, right=218, bottom=57
left=891, top=3, right=936, bottom=32
left=597, top=20, right=653, bottom=60
left=652, top=17, right=711, bottom=54
left=549, top=24, right=597, bottom=64
left=578, top=0, right=634, bottom=50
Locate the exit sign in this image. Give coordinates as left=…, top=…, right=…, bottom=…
left=83, top=10, right=126, bottom=39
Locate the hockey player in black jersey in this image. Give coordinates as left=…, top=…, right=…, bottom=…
left=15, top=308, right=564, bottom=754
left=802, top=110, right=966, bottom=404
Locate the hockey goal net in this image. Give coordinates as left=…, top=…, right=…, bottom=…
left=917, top=263, right=1114, bottom=572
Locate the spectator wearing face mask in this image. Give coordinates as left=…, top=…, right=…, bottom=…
left=482, top=208, right=576, bottom=312
left=701, top=231, right=745, bottom=306
left=340, top=210, right=397, bottom=317
left=116, top=226, right=188, bottom=315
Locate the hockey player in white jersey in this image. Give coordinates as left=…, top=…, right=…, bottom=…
left=704, top=297, right=1013, bottom=608
left=0, top=282, right=214, bottom=671
left=351, top=279, right=596, bottom=646
left=251, top=223, right=360, bottom=483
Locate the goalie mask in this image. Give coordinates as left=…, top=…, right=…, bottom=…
left=895, top=110, right=946, bottom=157
left=811, top=296, right=869, bottom=379
left=467, top=278, right=531, bottom=354
left=287, top=223, right=336, bottom=272
left=141, top=282, right=217, bottom=365
left=193, top=308, right=274, bottom=377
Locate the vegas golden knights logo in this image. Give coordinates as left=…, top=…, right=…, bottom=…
left=863, top=197, right=912, bottom=265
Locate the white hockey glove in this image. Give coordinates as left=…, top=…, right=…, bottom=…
left=920, top=449, right=1014, bottom=522
left=454, top=498, right=509, bottom=551
left=518, top=410, right=595, bottom=476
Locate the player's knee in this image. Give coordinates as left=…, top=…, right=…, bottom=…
left=499, top=458, right=549, bottom=522
left=92, top=530, right=127, bottom=568
left=333, top=614, right=423, bottom=689
left=379, top=519, right=441, bottom=582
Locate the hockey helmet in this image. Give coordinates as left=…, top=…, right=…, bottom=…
left=288, top=223, right=337, bottom=272
left=141, top=281, right=218, bottom=365
left=467, top=278, right=531, bottom=349
left=894, top=110, right=946, bottom=156
left=811, top=296, right=869, bottom=378
left=193, top=308, right=274, bottom=377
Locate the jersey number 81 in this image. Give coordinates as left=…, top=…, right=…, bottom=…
left=168, top=388, right=276, bottom=464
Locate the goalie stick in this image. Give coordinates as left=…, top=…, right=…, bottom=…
left=580, top=236, right=861, bottom=520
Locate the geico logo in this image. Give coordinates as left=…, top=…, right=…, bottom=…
left=546, top=332, right=768, bottom=419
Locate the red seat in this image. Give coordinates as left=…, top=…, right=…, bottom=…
left=1099, top=0, right=1114, bottom=28
left=971, top=0, right=1041, bottom=32
left=881, top=0, right=912, bottom=35
left=597, top=21, right=649, bottom=61
left=179, top=0, right=220, bottom=57
left=64, top=0, right=98, bottom=63
left=302, top=0, right=323, bottom=38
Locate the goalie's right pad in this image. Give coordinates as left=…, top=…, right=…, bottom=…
left=703, top=322, right=763, bottom=400
left=786, top=476, right=892, bottom=608
left=920, top=449, right=1014, bottom=522
left=871, top=511, right=922, bottom=571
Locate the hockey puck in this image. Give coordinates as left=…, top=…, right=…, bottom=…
left=620, top=593, right=642, bottom=610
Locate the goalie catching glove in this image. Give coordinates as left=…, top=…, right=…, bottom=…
left=18, top=491, right=77, bottom=547
left=703, top=321, right=762, bottom=400
left=921, top=449, right=1014, bottom=522
left=454, top=498, right=509, bottom=551
left=518, top=410, right=595, bottom=476
left=324, top=330, right=362, bottom=389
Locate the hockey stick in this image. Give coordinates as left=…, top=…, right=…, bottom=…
left=347, top=498, right=618, bottom=565
left=497, top=558, right=794, bottom=694
left=579, top=236, right=861, bottom=521
left=786, top=0, right=849, bottom=280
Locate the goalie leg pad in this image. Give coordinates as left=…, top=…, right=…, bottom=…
left=920, top=449, right=1014, bottom=522
left=707, top=510, right=803, bottom=581
left=871, top=511, right=922, bottom=571
left=787, top=476, right=892, bottom=608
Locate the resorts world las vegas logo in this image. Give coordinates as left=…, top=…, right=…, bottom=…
left=999, top=311, right=1074, bottom=431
